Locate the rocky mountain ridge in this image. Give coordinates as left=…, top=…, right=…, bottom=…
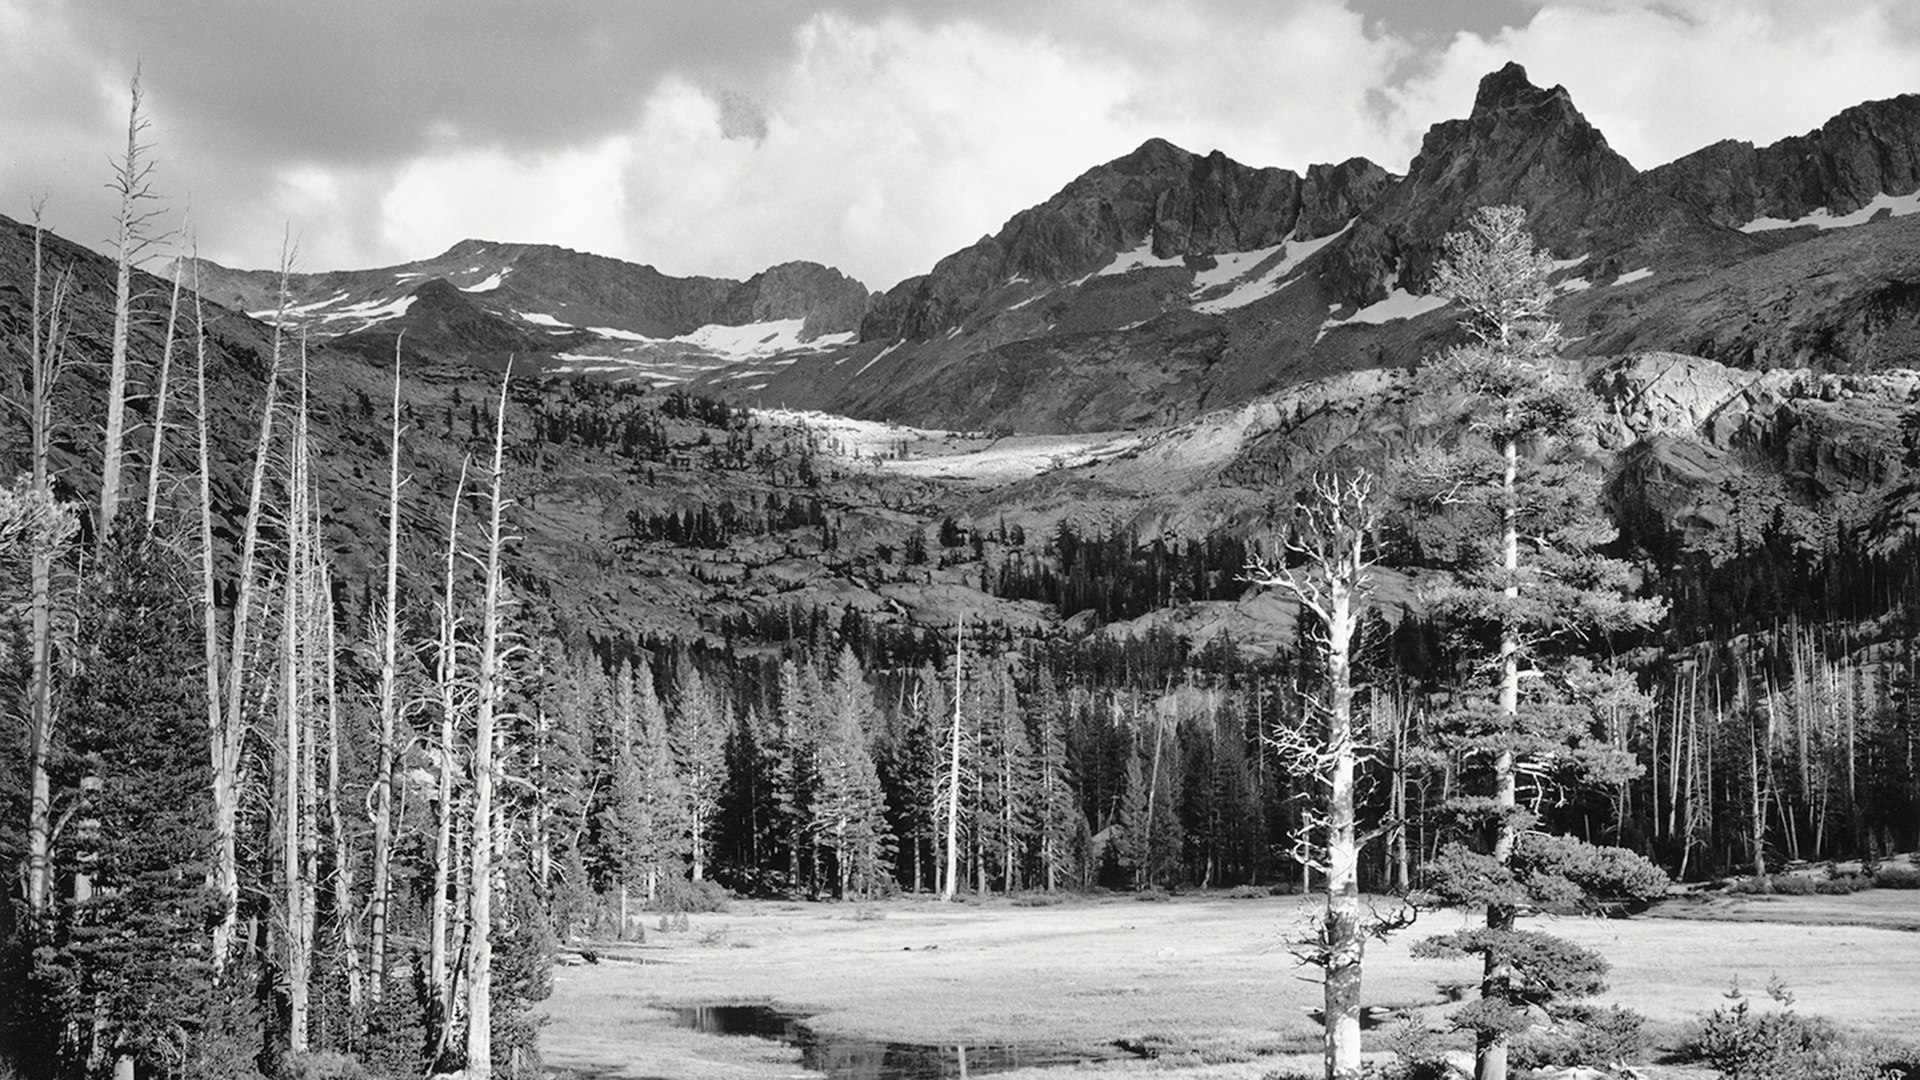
left=185, top=63, right=1920, bottom=441
left=190, top=238, right=873, bottom=376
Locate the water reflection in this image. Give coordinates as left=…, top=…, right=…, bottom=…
left=667, top=1004, right=1140, bottom=1080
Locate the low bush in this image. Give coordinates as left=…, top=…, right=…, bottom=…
left=1011, top=891, right=1068, bottom=907
left=1875, top=865, right=1920, bottom=889
left=649, top=877, right=732, bottom=913
left=1367, top=1022, right=1457, bottom=1080
left=1681, top=982, right=1899, bottom=1080
left=1511, top=1004, right=1649, bottom=1071
left=1814, top=874, right=1871, bottom=895
left=1134, top=887, right=1173, bottom=902
left=280, top=1052, right=370, bottom=1080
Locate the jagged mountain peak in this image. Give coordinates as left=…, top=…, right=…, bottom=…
left=1469, top=61, right=1574, bottom=120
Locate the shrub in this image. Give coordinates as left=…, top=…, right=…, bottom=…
left=280, top=1052, right=370, bottom=1080
left=656, top=911, right=690, bottom=934
left=1683, top=983, right=1891, bottom=1080
left=1813, top=874, right=1870, bottom=895
left=1511, top=1004, right=1649, bottom=1070
left=650, top=878, right=732, bottom=913
left=1134, top=887, right=1172, bottom=902
left=1874, top=865, right=1920, bottom=889
left=1225, top=884, right=1267, bottom=899
left=1367, top=1022, right=1458, bottom=1080
left=1766, top=874, right=1817, bottom=895
left=1011, top=891, right=1068, bottom=907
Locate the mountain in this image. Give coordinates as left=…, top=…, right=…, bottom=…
left=188, top=64, right=1920, bottom=440
left=189, top=239, right=874, bottom=379
left=13, top=60, right=1920, bottom=654
left=718, top=63, right=1920, bottom=434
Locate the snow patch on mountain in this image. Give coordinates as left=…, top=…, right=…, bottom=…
left=856, top=340, right=904, bottom=378
left=1617, top=267, right=1655, bottom=285
left=674, top=319, right=855, bottom=359
left=1190, top=243, right=1286, bottom=293
left=589, top=326, right=652, bottom=342
left=1099, top=240, right=1185, bottom=276
left=518, top=311, right=571, bottom=328
left=462, top=268, right=511, bottom=292
left=1191, top=222, right=1353, bottom=314
left=1740, top=190, right=1920, bottom=233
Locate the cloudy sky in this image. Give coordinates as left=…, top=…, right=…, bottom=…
left=4, top=0, right=1917, bottom=291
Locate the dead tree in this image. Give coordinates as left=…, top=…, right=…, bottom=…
left=100, top=70, right=163, bottom=540
left=1247, top=472, right=1396, bottom=1080
left=368, top=340, right=407, bottom=1003
left=20, top=205, right=79, bottom=923
left=467, top=370, right=517, bottom=1080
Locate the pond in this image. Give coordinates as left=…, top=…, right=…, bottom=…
left=669, top=1004, right=1145, bottom=1080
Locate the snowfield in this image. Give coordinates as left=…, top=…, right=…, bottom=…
left=1740, top=189, right=1920, bottom=233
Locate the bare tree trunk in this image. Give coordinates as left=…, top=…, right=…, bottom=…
left=208, top=250, right=286, bottom=967
left=101, top=71, right=160, bottom=542
left=323, top=563, right=364, bottom=1019
left=1478, top=433, right=1521, bottom=1080
left=369, top=344, right=405, bottom=1003
left=143, top=249, right=184, bottom=530
left=467, top=371, right=515, bottom=1080
left=943, top=616, right=964, bottom=902
left=24, top=211, right=72, bottom=924
left=283, top=347, right=313, bottom=1053
left=429, top=460, right=468, bottom=1055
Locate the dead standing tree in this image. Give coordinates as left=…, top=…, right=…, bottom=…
left=1247, top=472, right=1409, bottom=1080
left=100, top=70, right=165, bottom=542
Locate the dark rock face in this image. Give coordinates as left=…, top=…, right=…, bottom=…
left=1647, top=95, right=1920, bottom=227
left=859, top=137, right=1388, bottom=342
left=1323, top=62, right=1638, bottom=305
left=717, top=261, right=872, bottom=340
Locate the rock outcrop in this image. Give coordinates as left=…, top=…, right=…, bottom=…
left=1323, top=62, right=1639, bottom=306
left=860, top=138, right=1389, bottom=341
left=1646, top=95, right=1920, bottom=227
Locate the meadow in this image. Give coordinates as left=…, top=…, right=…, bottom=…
left=537, top=888, right=1920, bottom=1079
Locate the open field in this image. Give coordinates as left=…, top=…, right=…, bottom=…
left=537, top=890, right=1920, bottom=1079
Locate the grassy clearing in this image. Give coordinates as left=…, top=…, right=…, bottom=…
left=538, top=891, right=1920, bottom=1080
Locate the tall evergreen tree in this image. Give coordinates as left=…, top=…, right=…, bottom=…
left=1407, top=205, right=1667, bottom=1080
left=602, top=662, right=685, bottom=913
left=809, top=648, right=894, bottom=898
left=55, top=535, right=217, bottom=1078
left=671, top=666, right=730, bottom=883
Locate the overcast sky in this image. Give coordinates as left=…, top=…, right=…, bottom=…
left=4, top=0, right=1917, bottom=291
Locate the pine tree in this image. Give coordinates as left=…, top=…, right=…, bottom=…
left=809, top=648, right=894, bottom=898
left=1407, top=205, right=1667, bottom=1080
left=672, top=666, right=730, bottom=883
left=56, top=534, right=216, bottom=1077
left=975, top=658, right=1035, bottom=893
left=602, top=662, right=685, bottom=916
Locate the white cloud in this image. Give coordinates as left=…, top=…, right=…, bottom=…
left=376, top=136, right=631, bottom=262
left=8, top=1, right=1920, bottom=288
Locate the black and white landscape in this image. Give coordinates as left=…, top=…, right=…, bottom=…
left=5, top=5, right=1920, bottom=1080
